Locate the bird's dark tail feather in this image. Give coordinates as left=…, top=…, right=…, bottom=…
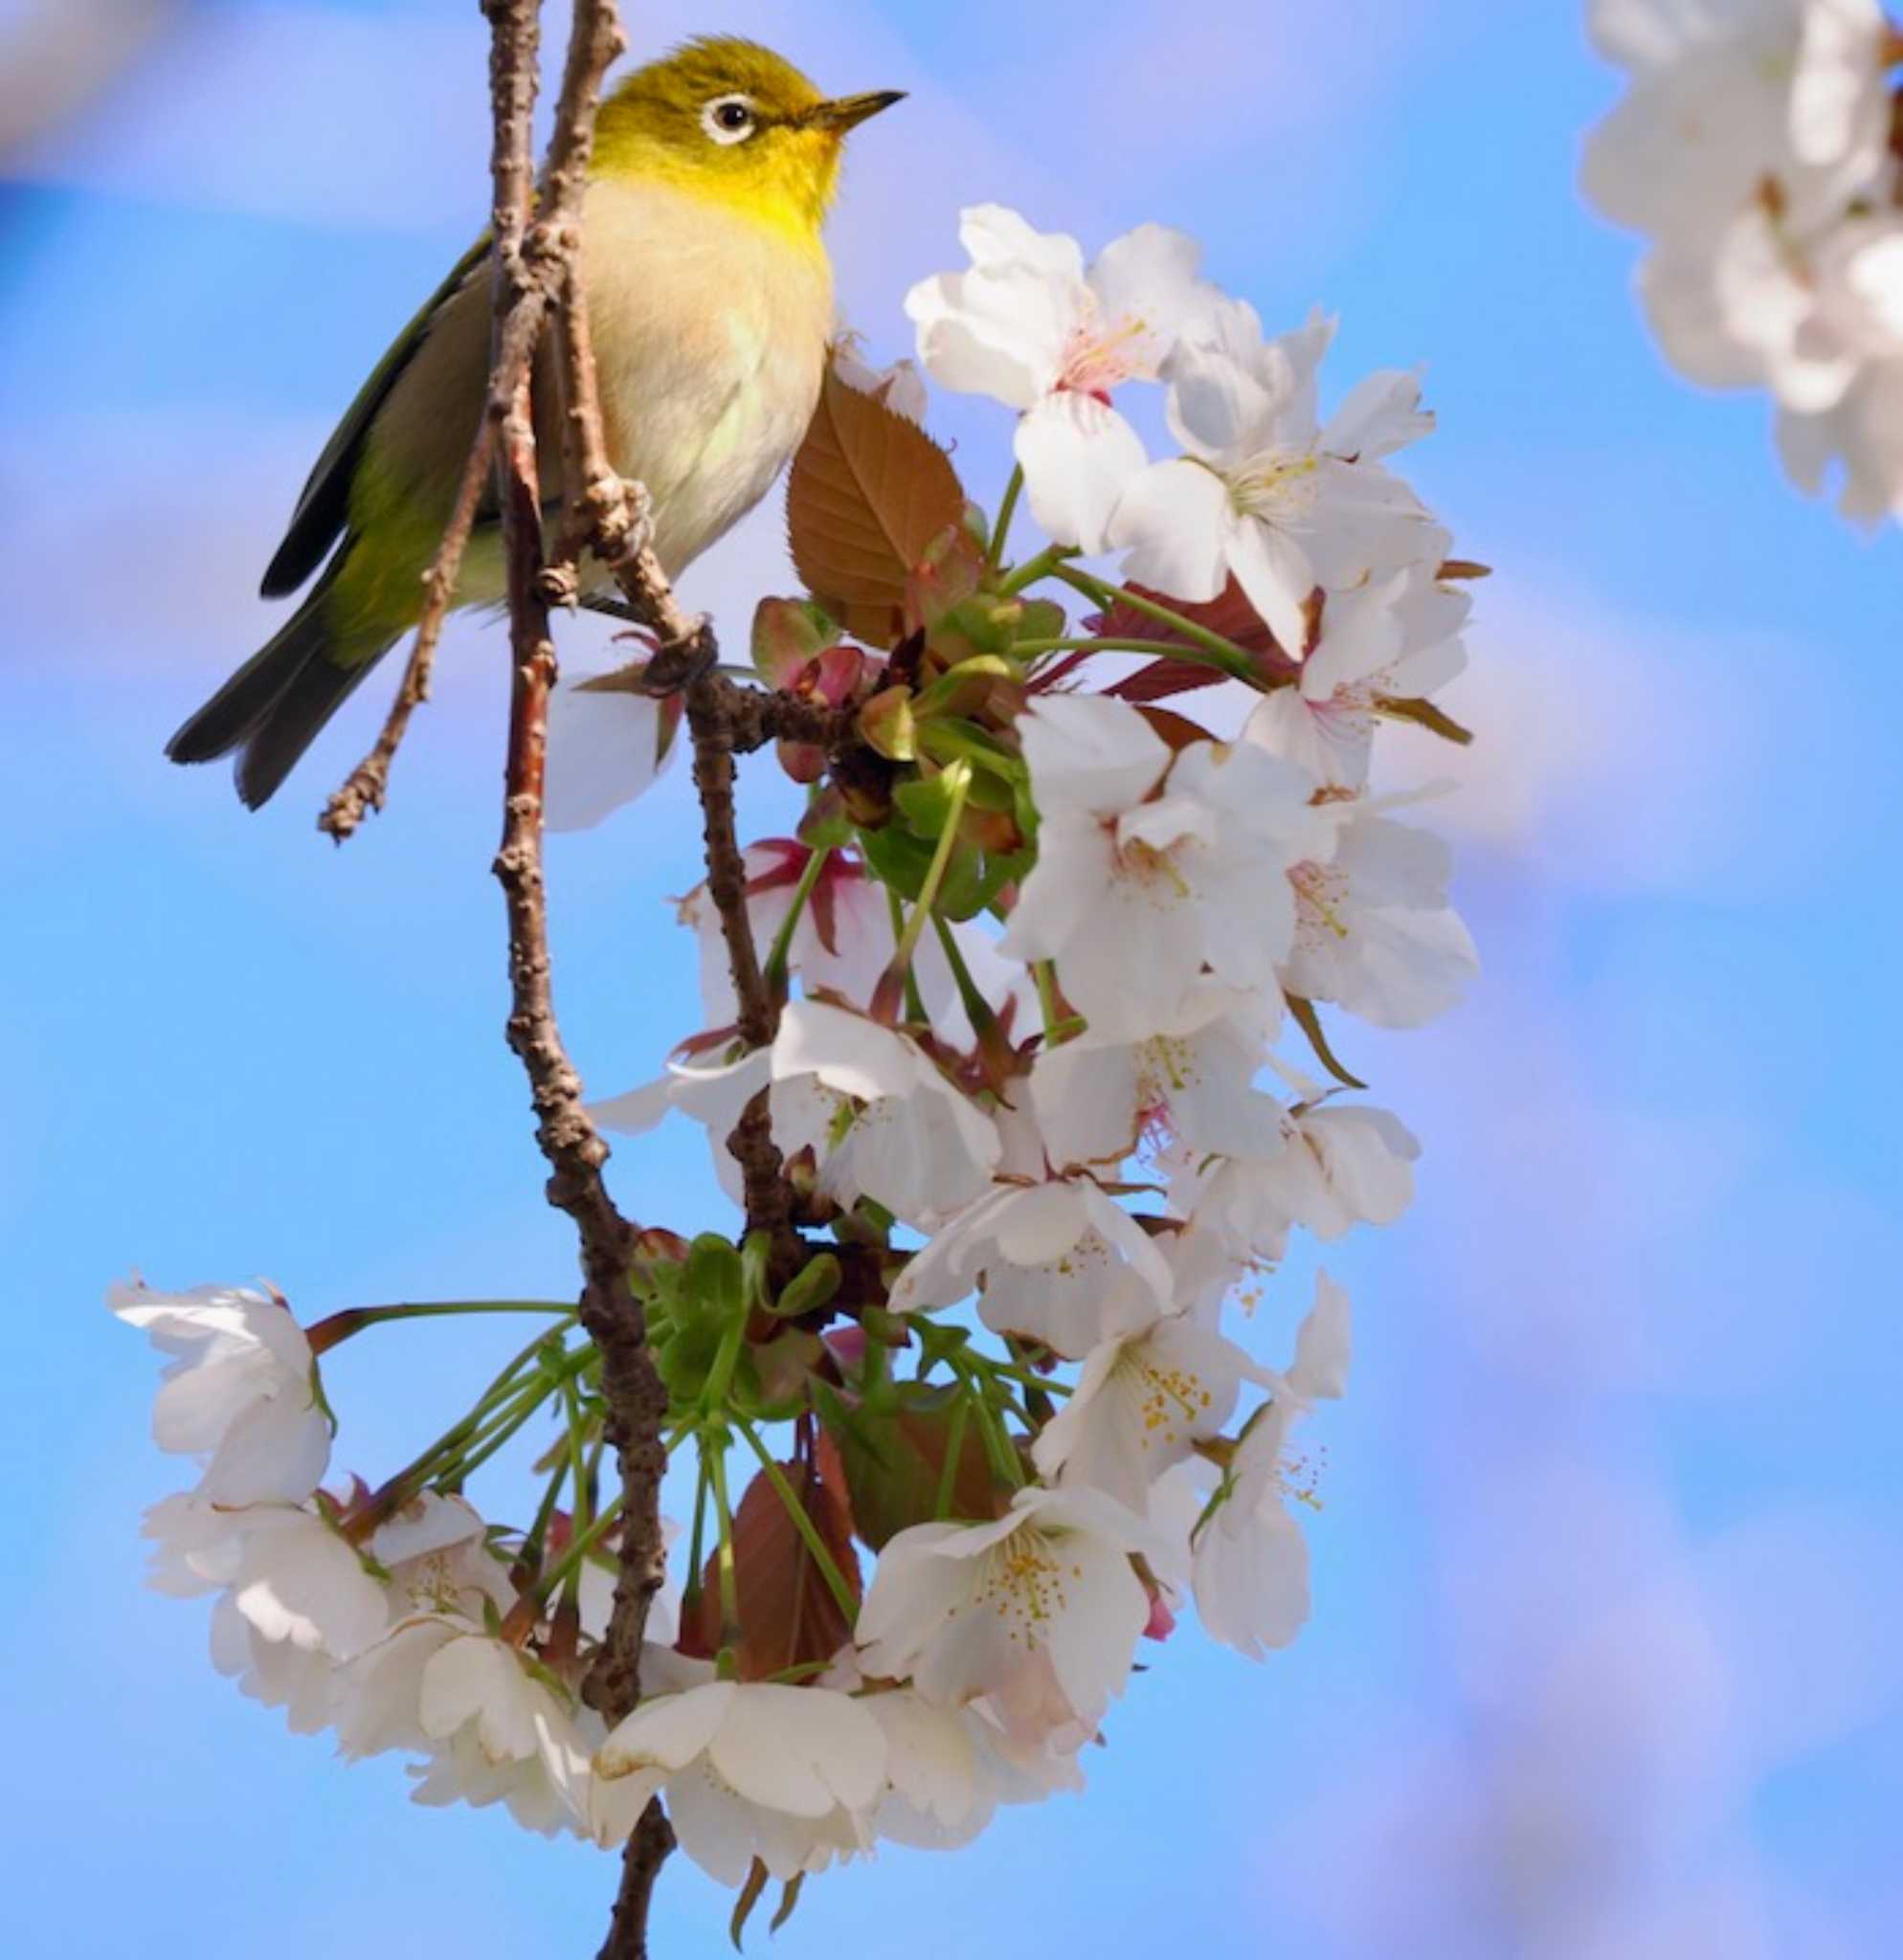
left=167, top=553, right=392, bottom=810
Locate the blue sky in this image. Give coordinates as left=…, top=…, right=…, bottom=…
left=4, top=2, right=1900, bottom=1954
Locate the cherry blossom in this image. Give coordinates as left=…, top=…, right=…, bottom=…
left=771, top=998, right=1002, bottom=1225
left=108, top=1281, right=328, bottom=1504
left=891, top=1170, right=1174, bottom=1359
left=544, top=675, right=682, bottom=833
left=907, top=205, right=1221, bottom=551
left=1175, top=1093, right=1421, bottom=1262
left=680, top=841, right=888, bottom=1024
left=1031, top=1304, right=1259, bottom=1509
left=999, top=694, right=1332, bottom=1040
left=1585, top=0, right=1903, bottom=518
left=1191, top=1272, right=1352, bottom=1659
left=1028, top=1002, right=1290, bottom=1172
left=857, top=1485, right=1183, bottom=1743
left=1283, top=800, right=1478, bottom=1030
left=596, top=1681, right=888, bottom=1885
left=115, top=184, right=1483, bottom=1932
left=1108, top=303, right=1438, bottom=655
left=1243, top=553, right=1468, bottom=791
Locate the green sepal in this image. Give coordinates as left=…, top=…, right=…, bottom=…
left=913, top=655, right=1017, bottom=723
left=1287, top=994, right=1368, bottom=1090
left=729, top=1858, right=770, bottom=1949
left=772, top=1252, right=842, bottom=1319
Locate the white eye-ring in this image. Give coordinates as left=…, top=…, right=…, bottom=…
left=702, top=94, right=758, bottom=145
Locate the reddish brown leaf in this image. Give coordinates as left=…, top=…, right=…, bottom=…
left=788, top=365, right=968, bottom=646
left=1134, top=703, right=1218, bottom=749
left=687, top=1447, right=862, bottom=1681
left=816, top=1382, right=1013, bottom=1550
left=1106, top=658, right=1233, bottom=704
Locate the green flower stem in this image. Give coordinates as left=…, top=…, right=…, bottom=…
left=700, top=1310, right=750, bottom=1420
left=705, top=1433, right=743, bottom=1666
left=934, top=1392, right=972, bottom=1523
left=364, top=1323, right=577, bottom=1515
left=304, top=1299, right=575, bottom=1357
left=884, top=888, right=929, bottom=1023
left=1048, top=565, right=1262, bottom=683
left=891, top=761, right=973, bottom=977
left=985, top=465, right=1025, bottom=574
left=931, top=914, right=1000, bottom=1044
left=761, top=844, right=833, bottom=996
left=1033, top=959, right=1083, bottom=1051
left=950, top=1356, right=1024, bottom=1488
left=515, top=1455, right=571, bottom=1585
left=532, top=1497, right=625, bottom=1608
left=682, top=1442, right=712, bottom=1615
left=1011, top=635, right=1224, bottom=663
left=985, top=1362, right=1073, bottom=1395
left=558, top=1377, right=592, bottom=1612
left=732, top=1415, right=858, bottom=1622
left=438, top=1347, right=595, bottom=1491
left=766, top=1660, right=834, bottom=1685
left=997, top=542, right=1073, bottom=598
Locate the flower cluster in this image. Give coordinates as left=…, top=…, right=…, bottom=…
left=118, top=204, right=1479, bottom=1930
left=1584, top=0, right=1903, bottom=520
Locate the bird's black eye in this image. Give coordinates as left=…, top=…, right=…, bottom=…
left=702, top=95, right=757, bottom=145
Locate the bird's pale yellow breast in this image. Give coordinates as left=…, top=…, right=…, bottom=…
left=580, top=175, right=836, bottom=578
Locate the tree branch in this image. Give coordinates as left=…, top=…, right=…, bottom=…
left=597, top=1799, right=676, bottom=1960
left=468, top=2, right=670, bottom=1948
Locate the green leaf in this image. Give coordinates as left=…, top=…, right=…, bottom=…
left=773, top=1253, right=842, bottom=1319
left=687, top=1235, right=746, bottom=1322
left=858, top=821, right=937, bottom=902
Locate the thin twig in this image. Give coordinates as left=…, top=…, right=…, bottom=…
left=318, top=419, right=497, bottom=840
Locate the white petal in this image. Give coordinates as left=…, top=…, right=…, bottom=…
left=418, top=1637, right=543, bottom=1764
left=1015, top=393, right=1150, bottom=554
left=1291, top=1270, right=1354, bottom=1401
left=1108, top=457, right=1230, bottom=603
left=1223, top=513, right=1316, bottom=660
left=545, top=685, right=674, bottom=833
left=1322, top=368, right=1433, bottom=462
left=597, top=1682, right=735, bottom=1780
left=1015, top=691, right=1172, bottom=817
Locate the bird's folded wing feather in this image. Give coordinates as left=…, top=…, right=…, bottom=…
left=258, top=233, right=493, bottom=599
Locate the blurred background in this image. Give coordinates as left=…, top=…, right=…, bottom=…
left=5, top=1, right=1901, bottom=1953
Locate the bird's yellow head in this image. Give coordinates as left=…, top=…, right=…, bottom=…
left=595, top=37, right=903, bottom=247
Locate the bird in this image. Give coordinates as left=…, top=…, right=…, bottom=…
left=168, top=36, right=903, bottom=809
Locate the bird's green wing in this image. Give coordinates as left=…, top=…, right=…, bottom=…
left=259, top=233, right=493, bottom=599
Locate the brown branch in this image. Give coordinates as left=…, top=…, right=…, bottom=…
left=597, top=1800, right=676, bottom=1960
left=472, top=2, right=672, bottom=1949
left=535, top=39, right=808, bottom=1283
left=683, top=675, right=804, bottom=1278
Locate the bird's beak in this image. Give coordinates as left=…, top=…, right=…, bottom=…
left=808, top=90, right=907, bottom=134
